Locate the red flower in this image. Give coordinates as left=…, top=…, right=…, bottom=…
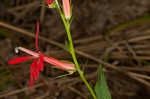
left=8, top=22, right=75, bottom=87
left=46, top=0, right=54, bottom=5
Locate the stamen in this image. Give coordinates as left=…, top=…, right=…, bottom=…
left=15, top=47, right=19, bottom=54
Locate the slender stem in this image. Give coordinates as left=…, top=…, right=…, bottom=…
left=55, top=0, right=97, bottom=99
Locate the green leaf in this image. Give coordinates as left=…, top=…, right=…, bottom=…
left=94, top=65, right=111, bottom=99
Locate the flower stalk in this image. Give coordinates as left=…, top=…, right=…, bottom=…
left=54, top=0, right=97, bottom=98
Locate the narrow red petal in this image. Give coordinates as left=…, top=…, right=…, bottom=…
left=8, top=56, right=35, bottom=64
left=30, top=64, right=34, bottom=87
left=35, top=68, right=39, bottom=80
left=31, top=60, right=36, bottom=79
left=30, top=61, right=35, bottom=80
left=37, top=60, right=43, bottom=71
left=31, top=60, right=39, bottom=80
left=36, top=53, right=44, bottom=71
left=30, top=72, right=34, bottom=87
left=39, top=54, right=44, bottom=71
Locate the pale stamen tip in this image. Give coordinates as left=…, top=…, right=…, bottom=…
left=15, top=47, right=20, bottom=54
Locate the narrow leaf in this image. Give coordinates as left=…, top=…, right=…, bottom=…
left=94, top=65, right=111, bottom=99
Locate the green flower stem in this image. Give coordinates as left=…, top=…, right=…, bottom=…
left=55, top=0, right=97, bottom=99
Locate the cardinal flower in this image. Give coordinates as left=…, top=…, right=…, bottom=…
left=8, top=22, right=75, bottom=87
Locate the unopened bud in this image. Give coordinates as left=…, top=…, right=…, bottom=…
left=62, top=0, right=71, bottom=19
left=46, top=0, right=56, bottom=8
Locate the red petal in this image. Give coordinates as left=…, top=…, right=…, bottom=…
left=31, top=60, right=39, bottom=80
left=31, top=60, right=36, bottom=79
left=30, top=63, right=35, bottom=79
left=46, top=0, right=54, bottom=5
left=30, top=72, right=34, bottom=87
left=39, top=54, right=44, bottom=71
left=37, top=60, right=42, bottom=72
left=30, top=64, right=34, bottom=87
left=36, top=53, right=44, bottom=71
left=8, top=56, right=35, bottom=64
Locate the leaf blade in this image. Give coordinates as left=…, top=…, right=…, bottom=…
left=94, top=65, right=111, bottom=99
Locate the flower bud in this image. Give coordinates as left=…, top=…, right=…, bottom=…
left=46, top=0, right=56, bottom=8
left=46, top=0, right=53, bottom=5
left=62, top=0, right=71, bottom=19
